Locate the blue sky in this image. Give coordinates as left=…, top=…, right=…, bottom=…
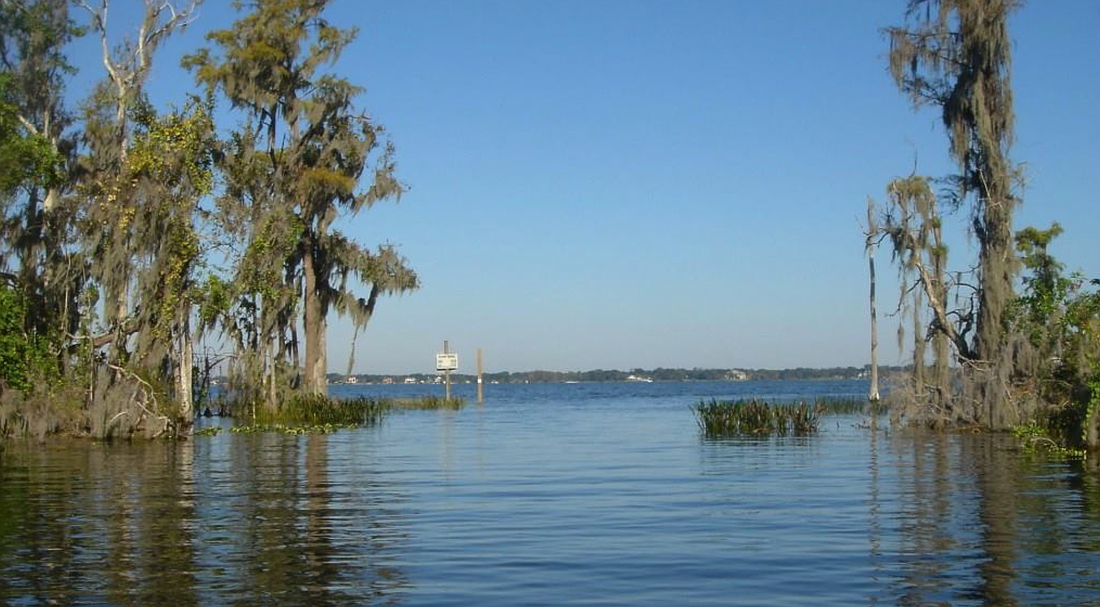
left=64, top=1, right=1100, bottom=374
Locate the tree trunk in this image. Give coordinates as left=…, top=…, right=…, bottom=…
left=176, top=321, right=194, bottom=431
left=930, top=222, right=951, bottom=408
left=1085, top=401, right=1100, bottom=452
left=303, top=237, right=327, bottom=396
left=913, top=291, right=926, bottom=401
left=265, top=338, right=277, bottom=412
left=868, top=253, right=880, bottom=403
left=975, top=189, right=1016, bottom=430
left=933, top=332, right=950, bottom=406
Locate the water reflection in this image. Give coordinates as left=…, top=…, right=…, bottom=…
left=216, top=433, right=409, bottom=606
left=892, top=433, right=959, bottom=606
left=867, top=416, right=884, bottom=606
left=888, top=432, right=1100, bottom=606
left=697, top=421, right=1100, bottom=606
left=0, top=436, right=408, bottom=606
left=5, top=390, right=1100, bottom=606
left=0, top=440, right=203, bottom=605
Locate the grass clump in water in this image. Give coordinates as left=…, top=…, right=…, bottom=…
left=813, top=396, right=873, bottom=415
left=391, top=396, right=466, bottom=410
left=694, top=398, right=820, bottom=437
left=252, top=394, right=388, bottom=428
left=227, top=394, right=464, bottom=434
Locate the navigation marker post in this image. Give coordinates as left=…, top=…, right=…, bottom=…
left=477, top=348, right=483, bottom=404
left=436, top=340, right=458, bottom=400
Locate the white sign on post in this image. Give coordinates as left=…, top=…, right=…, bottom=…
left=436, top=353, right=458, bottom=371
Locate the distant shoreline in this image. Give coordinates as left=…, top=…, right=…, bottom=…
left=322, top=366, right=905, bottom=386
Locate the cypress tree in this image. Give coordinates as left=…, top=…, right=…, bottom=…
left=887, top=0, right=1022, bottom=428
left=185, top=0, right=417, bottom=401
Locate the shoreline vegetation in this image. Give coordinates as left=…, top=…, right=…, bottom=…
left=1, top=392, right=469, bottom=439
left=1, top=0, right=1098, bottom=452
left=191, top=394, right=466, bottom=436
left=1, top=0, right=420, bottom=441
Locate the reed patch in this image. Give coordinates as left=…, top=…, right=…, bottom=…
left=194, top=394, right=469, bottom=435
left=693, top=399, right=822, bottom=437
left=252, top=394, right=389, bottom=427
left=390, top=396, right=466, bottom=410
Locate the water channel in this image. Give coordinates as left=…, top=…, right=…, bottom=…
left=3, top=381, right=1100, bottom=605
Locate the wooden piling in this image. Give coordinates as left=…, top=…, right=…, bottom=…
left=444, top=340, right=451, bottom=400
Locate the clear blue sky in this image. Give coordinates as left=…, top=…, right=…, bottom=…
left=65, top=1, right=1100, bottom=374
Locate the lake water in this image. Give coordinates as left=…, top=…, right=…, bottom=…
left=3, top=380, right=1100, bottom=606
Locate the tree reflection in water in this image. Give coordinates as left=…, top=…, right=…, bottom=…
left=4, top=417, right=1100, bottom=605
left=218, top=432, right=409, bottom=606
left=889, top=431, right=1100, bottom=606
left=0, top=435, right=409, bottom=605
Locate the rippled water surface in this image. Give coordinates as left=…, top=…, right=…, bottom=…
left=4, top=380, right=1100, bottom=606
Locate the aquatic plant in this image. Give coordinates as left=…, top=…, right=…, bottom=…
left=693, top=399, right=821, bottom=438
left=391, top=396, right=466, bottom=410
left=813, top=396, right=874, bottom=416
left=222, top=394, right=465, bottom=434
left=252, top=394, right=388, bottom=427
left=1012, top=421, right=1087, bottom=459
left=193, top=426, right=222, bottom=437
left=230, top=422, right=356, bottom=435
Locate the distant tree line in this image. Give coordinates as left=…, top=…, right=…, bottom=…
left=329, top=366, right=907, bottom=385
left=0, top=0, right=416, bottom=438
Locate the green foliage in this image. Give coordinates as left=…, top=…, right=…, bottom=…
left=0, top=76, right=63, bottom=196
left=1008, top=224, right=1100, bottom=448
left=1012, top=421, right=1087, bottom=459
left=1087, top=376, right=1100, bottom=446
left=127, top=99, right=216, bottom=196
left=196, top=275, right=232, bottom=326
left=0, top=0, right=420, bottom=438
left=0, top=0, right=79, bottom=197
left=0, top=286, right=33, bottom=392
left=237, top=211, right=304, bottom=298
left=0, top=285, right=57, bottom=393
left=184, top=0, right=417, bottom=398
left=1013, top=223, right=1071, bottom=337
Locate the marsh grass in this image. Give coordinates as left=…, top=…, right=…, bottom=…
left=694, top=396, right=881, bottom=438
left=391, top=396, right=466, bottom=410
left=215, top=394, right=467, bottom=435
left=252, top=394, right=389, bottom=427
left=694, top=399, right=820, bottom=437
left=813, top=396, right=874, bottom=415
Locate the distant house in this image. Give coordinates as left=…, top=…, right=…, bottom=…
left=346, top=376, right=359, bottom=384
left=727, top=369, right=749, bottom=381
left=382, top=377, right=394, bottom=385
left=404, top=377, right=417, bottom=384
